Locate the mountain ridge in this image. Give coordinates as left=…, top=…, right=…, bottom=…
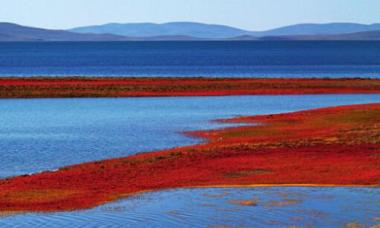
left=0, top=22, right=133, bottom=41
left=70, top=22, right=252, bottom=39
left=267, top=29, right=380, bottom=41
left=255, top=22, right=380, bottom=36
left=70, top=21, right=380, bottom=38
left=2, top=22, right=380, bottom=41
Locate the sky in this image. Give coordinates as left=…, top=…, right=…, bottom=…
left=0, top=0, right=380, bottom=31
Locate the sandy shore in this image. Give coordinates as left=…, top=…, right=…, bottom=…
left=0, top=102, right=379, bottom=213
left=1, top=77, right=380, bottom=98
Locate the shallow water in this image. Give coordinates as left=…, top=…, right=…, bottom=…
left=1, top=187, right=379, bottom=227
left=1, top=95, right=380, bottom=178
left=1, top=41, right=380, bottom=78
left=1, top=95, right=380, bottom=227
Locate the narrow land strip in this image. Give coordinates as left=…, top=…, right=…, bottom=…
left=1, top=77, right=380, bottom=98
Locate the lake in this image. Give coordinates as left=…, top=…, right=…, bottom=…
left=1, top=95, right=380, bottom=227
left=2, top=187, right=377, bottom=228
left=1, top=41, right=380, bottom=78
left=1, top=95, right=380, bottom=178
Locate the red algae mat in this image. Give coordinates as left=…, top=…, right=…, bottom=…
left=0, top=103, right=380, bottom=213
left=1, top=77, right=380, bottom=98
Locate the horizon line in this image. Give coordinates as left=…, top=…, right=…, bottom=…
left=1, top=20, right=380, bottom=32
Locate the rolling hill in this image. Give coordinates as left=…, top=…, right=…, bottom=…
left=0, top=22, right=132, bottom=41
left=2, top=22, right=380, bottom=41
left=267, top=29, right=380, bottom=41
left=70, top=22, right=253, bottom=39
left=70, top=22, right=380, bottom=39
left=255, top=23, right=380, bottom=36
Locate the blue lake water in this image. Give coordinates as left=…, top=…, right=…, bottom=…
left=4, top=187, right=380, bottom=228
left=1, top=41, right=380, bottom=78
left=1, top=95, right=380, bottom=178
left=1, top=95, right=380, bottom=227
left=2, top=187, right=379, bottom=227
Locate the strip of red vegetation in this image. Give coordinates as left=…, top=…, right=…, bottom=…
left=1, top=77, right=380, bottom=98
left=0, top=103, right=379, bottom=213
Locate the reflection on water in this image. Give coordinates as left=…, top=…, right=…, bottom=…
left=1, top=187, right=379, bottom=227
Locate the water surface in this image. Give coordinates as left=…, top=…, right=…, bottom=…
left=1, top=95, right=380, bottom=227
left=1, top=41, right=380, bottom=77
left=2, top=187, right=379, bottom=227
left=1, top=95, right=380, bottom=178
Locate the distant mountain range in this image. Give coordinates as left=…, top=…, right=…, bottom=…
left=71, top=22, right=380, bottom=38
left=70, top=22, right=250, bottom=39
left=263, top=29, right=380, bottom=41
left=0, top=22, right=131, bottom=41
left=253, top=23, right=380, bottom=36
left=2, top=22, right=380, bottom=41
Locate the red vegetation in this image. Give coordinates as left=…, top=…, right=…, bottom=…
left=1, top=77, right=380, bottom=98
left=0, top=103, right=380, bottom=213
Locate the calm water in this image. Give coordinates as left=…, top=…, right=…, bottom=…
left=2, top=187, right=378, bottom=228
left=1, top=95, right=380, bottom=178
left=1, top=41, right=380, bottom=78
left=1, top=95, right=380, bottom=227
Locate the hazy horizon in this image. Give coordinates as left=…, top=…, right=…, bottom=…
left=1, top=0, right=380, bottom=31
left=4, top=20, right=380, bottom=32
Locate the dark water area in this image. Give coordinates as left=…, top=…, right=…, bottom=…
left=1, top=41, right=380, bottom=77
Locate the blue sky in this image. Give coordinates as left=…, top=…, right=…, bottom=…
left=1, top=0, right=380, bottom=30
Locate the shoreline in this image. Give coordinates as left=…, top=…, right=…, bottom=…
left=0, top=102, right=379, bottom=213
left=1, top=77, right=380, bottom=98
left=2, top=184, right=378, bottom=218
